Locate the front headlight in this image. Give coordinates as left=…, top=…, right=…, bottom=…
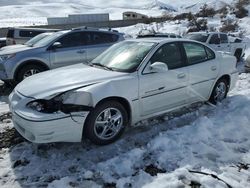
left=27, top=99, right=59, bottom=113
left=26, top=91, right=93, bottom=114
left=0, top=54, right=15, bottom=61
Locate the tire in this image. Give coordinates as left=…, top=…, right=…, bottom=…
left=16, top=64, right=46, bottom=83
left=84, top=101, right=128, bottom=145
left=209, top=79, right=229, bottom=104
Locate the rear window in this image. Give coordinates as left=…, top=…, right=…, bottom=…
left=183, top=42, right=208, bottom=65
left=7, top=29, right=14, bottom=38
left=185, top=34, right=209, bottom=42
left=19, top=30, right=43, bottom=38
left=91, top=32, right=119, bottom=45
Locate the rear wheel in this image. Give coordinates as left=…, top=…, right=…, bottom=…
left=16, top=64, right=46, bottom=83
left=209, top=79, right=228, bottom=104
left=84, top=101, right=128, bottom=145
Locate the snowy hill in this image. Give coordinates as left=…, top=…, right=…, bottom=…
left=144, top=0, right=177, bottom=11
left=183, top=0, right=230, bottom=12
left=0, top=0, right=238, bottom=27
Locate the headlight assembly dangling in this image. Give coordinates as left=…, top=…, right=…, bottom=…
left=26, top=91, right=93, bottom=114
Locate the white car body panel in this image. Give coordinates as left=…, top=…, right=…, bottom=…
left=9, top=38, right=239, bottom=143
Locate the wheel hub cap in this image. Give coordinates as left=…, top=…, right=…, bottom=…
left=94, top=108, right=123, bottom=140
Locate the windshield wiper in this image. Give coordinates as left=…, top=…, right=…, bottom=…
left=90, top=63, right=114, bottom=71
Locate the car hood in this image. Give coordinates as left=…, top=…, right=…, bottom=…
left=0, top=44, right=26, bottom=51
left=16, top=63, right=128, bottom=99
left=0, top=45, right=32, bottom=55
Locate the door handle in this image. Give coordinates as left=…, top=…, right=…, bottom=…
left=77, top=50, right=85, bottom=54
left=177, top=73, right=186, bottom=79
left=211, top=66, right=217, bottom=71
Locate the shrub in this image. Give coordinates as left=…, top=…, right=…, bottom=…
left=196, top=4, right=216, bottom=17
left=234, top=0, right=249, bottom=18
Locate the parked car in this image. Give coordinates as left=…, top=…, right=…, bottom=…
left=0, top=38, right=6, bottom=48
left=9, top=38, right=238, bottom=145
left=1, top=32, right=53, bottom=51
left=0, top=27, right=124, bottom=83
left=6, top=27, right=59, bottom=45
left=185, top=32, right=246, bottom=61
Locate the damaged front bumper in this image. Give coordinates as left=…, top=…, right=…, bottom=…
left=9, top=90, right=90, bottom=143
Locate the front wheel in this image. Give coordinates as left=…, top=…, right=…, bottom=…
left=84, top=101, right=128, bottom=145
left=209, top=79, right=228, bottom=104
left=16, top=64, right=45, bottom=83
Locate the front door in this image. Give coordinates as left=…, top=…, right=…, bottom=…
left=139, top=42, right=189, bottom=116
left=208, top=34, right=221, bottom=51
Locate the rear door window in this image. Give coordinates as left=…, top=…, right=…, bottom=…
left=183, top=42, right=209, bottom=65
left=90, top=32, right=119, bottom=45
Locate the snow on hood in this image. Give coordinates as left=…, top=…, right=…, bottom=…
left=0, top=45, right=32, bottom=55
left=15, top=63, right=128, bottom=99
left=0, top=44, right=27, bottom=51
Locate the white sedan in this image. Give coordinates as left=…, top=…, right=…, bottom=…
left=9, top=38, right=238, bottom=145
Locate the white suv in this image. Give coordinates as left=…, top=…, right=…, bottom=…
left=9, top=38, right=238, bottom=145
left=6, top=27, right=59, bottom=45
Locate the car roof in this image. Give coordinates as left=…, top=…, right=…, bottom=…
left=128, top=37, right=199, bottom=44
left=187, top=32, right=227, bottom=35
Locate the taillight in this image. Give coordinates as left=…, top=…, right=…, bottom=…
left=13, top=40, right=16, bottom=45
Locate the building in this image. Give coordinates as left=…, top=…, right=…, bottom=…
left=47, top=13, right=109, bottom=25
left=123, top=12, right=148, bottom=20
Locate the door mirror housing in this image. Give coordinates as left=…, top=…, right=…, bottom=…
left=51, top=42, right=62, bottom=49
left=150, top=62, right=169, bottom=73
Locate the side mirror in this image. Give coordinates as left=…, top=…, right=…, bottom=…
left=51, top=42, right=62, bottom=49
left=150, top=62, right=168, bottom=73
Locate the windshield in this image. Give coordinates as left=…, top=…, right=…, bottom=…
left=91, top=41, right=156, bottom=72
left=185, top=33, right=209, bottom=42
left=24, top=33, right=52, bottom=46
left=33, top=31, right=66, bottom=47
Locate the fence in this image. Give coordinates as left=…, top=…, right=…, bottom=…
left=0, top=17, right=170, bottom=37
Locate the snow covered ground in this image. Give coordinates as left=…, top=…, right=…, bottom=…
left=1, top=71, right=250, bottom=188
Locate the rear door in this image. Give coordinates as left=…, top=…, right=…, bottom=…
left=49, top=31, right=89, bottom=68
left=86, top=32, right=120, bottom=62
left=182, top=42, right=219, bottom=102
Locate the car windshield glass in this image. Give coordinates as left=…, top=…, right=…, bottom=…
left=24, top=33, right=52, bottom=46
left=91, top=41, right=156, bottom=72
left=33, top=31, right=66, bottom=47
left=185, top=34, right=209, bottom=42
